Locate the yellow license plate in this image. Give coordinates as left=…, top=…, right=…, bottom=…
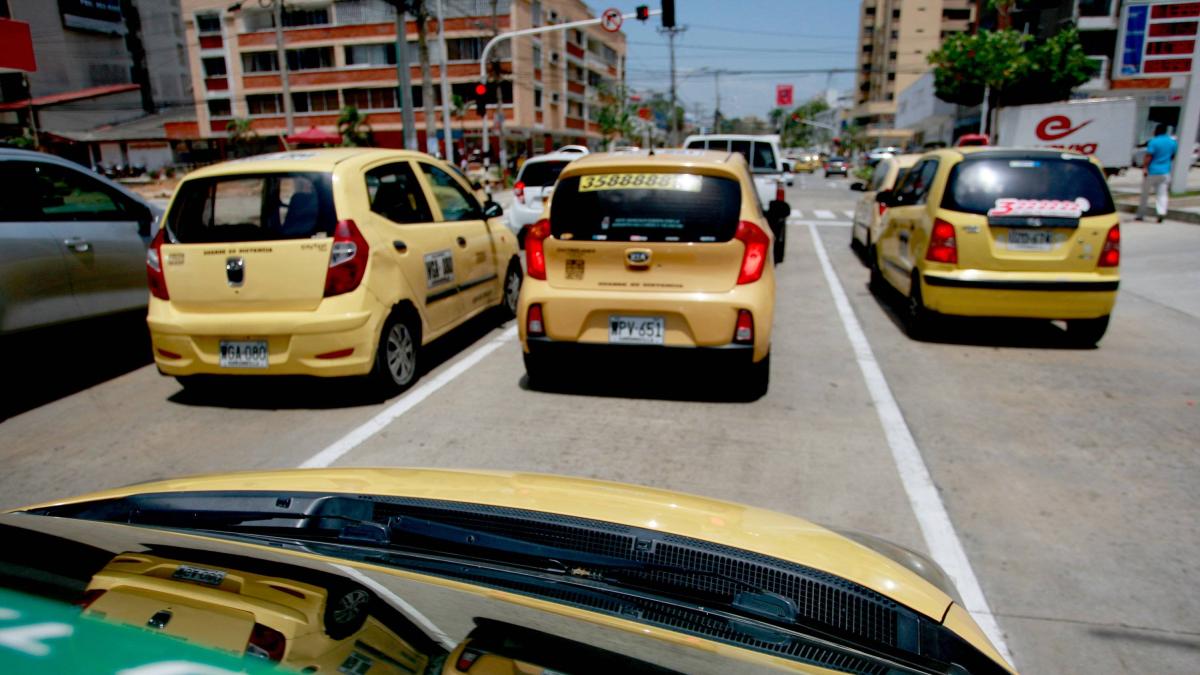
left=578, top=173, right=703, bottom=192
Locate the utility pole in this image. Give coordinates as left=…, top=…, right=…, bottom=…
left=713, top=70, right=721, bottom=132
left=273, top=0, right=294, bottom=134
left=658, top=25, right=686, bottom=145
left=392, top=2, right=417, bottom=149
left=436, top=0, right=454, bottom=163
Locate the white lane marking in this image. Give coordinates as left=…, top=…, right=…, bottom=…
left=300, top=326, right=518, bottom=468
left=334, top=564, right=456, bottom=650
left=788, top=219, right=852, bottom=228
left=806, top=222, right=1015, bottom=668
left=814, top=209, right=836, bottom=220
left=843, top=210, right=856, bottom=219
left=790, top=209, right=804, bottom=218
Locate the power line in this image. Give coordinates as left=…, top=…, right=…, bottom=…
left=626, top=40, right=855, bottom=55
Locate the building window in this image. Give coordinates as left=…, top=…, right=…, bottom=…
left=602, top=44, right=617, bottom=66
left=534, top=87, right=543, bottom=109
left=292, top=90, right=340, bottom=113
left=242, top=6, right=329, bottom=31
left=202, top=57, right=227, bottom=77
left=892, top=9, right=900, bottom=18
left=345, top=43, right=396, bottom=66
left=287, top=47, right=335, bottom=71
left=943, top=8, right=972, bottom=21
left=247, top=93, right=284, bottom=115
left=572, top=29, right=584, bottom=45
left=242, top=51, right=279, bottom=73
left=890, top=30, right=898, bottom=39
left=887, top=72, right=895, bottom=81
left=889, top=51, right=897, bottom=60
left=335, top=0, right=396, bottom=25
left=567, top=100, right=583, bottom=117
left=533, top=44, right=542, bottom=69
left=207, top=99, right=232, bottom=117
left=532, top=0, right=542, bottom=25
left=196, top=12, right=221, bottom=34
left=344, top=87, right=398, bottom=110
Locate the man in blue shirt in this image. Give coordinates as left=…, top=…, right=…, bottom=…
left=1136, top=124, right=1178, bottom=223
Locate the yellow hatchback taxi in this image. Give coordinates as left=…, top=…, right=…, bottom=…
left=518, top=150, right=776, bottom=396
left=850, top=152, right=921, bottom=257
left=871, top=148, right=1119, bottom=345
left=146, top=149, right=522, bottom=393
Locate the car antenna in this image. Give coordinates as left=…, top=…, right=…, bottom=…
left=648, top=134, right=655, bottom=156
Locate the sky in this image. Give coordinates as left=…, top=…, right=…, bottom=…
left=586, top=1, right=861, bottom=122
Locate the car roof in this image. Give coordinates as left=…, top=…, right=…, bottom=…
left=183, top=147, right=427, bottom=179
left=887, top=153, right=924, bottom=166
left=949, top=146, right=1090, bottom=160
left=559, top=149, right=748, bottom=175
left=683, top=133, right=780, bottom=143
left=522, top=151, right=584, bottom=164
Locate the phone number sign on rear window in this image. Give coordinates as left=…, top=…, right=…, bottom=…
left=578, top=173, right=703, bottom=192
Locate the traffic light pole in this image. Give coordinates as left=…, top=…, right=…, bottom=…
left=477, top=9, right=661, bottom=175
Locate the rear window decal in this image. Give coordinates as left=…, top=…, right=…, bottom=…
left=578, top=173, right=703, bottom=192
left=987, top=197, right=1091, bottom=218
left=424, top=249, right=455, bottom=288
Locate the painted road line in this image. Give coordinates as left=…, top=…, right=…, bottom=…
left=843, top=210, right=855, bottom=219
left=300, top=326, right=518, bottom=468
left=814, top=209, right=836, bottom=219
left=806, top=222, right=1016, bottom=668
left=790, top=209, right=804, bottom=218
left=335, top=564, right=455, bottom=649
left=789, top=219, right=852, bottom=228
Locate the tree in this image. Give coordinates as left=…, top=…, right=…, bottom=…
left=451, top=93, right=467, bottom=151
left=226, top=118, right=258, bottom=158
left=594, top=84, right=635, bottom=149
left=779, top=98, right=831, bottom=148
left=338, top=106, right=374, bottom=147
left=414, top=1, right=439, bottom=156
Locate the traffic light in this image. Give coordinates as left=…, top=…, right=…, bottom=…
left=474, top=82, right=488, bottom=116
left=635, top=5, right=649, bottom=21
left=662, top=0, right=675, bottom=28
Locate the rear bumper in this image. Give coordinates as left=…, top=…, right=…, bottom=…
left=526, top=336, right=757, bottom=369
left=147, top=299, right=383, bottom=377
left=921, top=271, right=1118, bottom=319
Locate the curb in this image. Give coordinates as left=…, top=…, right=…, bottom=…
left=1116, top=202, right=1200, bottom=224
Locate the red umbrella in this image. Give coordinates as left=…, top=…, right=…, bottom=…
left=286, top=126, right=341, bottom=145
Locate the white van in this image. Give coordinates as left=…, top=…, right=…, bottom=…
left=682, top=134, right=790, bottom=263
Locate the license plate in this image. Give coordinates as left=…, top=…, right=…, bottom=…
left=219, top=340, right=268, bottom=368
left=1005, top=230, right=1055, bottom=251
left=172, top=565, right=226, bottom=587
left=609, top=316, right=664, bottom=345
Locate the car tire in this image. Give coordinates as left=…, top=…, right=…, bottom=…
left=498, top=259, right=522, bottom=321
left=175, top=376, right=216, bottom=392
left=741, top=354, right=770, bottom=400
left=323, top=584, right=372, bottom=640
left=905, top=272, right=936, bottom=340
left=368, top=311, right=421, bottom=396
left=523, top=351, right=553, bottom=388
left=867, top=245, right=887, bottom=297
left=1066, top=315, right=1109, bottom=347
left=773, top=224, right=786, bottom=265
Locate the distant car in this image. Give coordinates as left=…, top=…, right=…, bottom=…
left=824, top=156, right=850, bottom=177
left=791, top=153, right=820, bottom=173
left=955, top=134, right=990, bottom=147
left=555, top=144, right=590, bottom=154
left=871, top=147, right=1119, bottom=345
left=508, top=151, right=581, bottom=248
left=866, top=146, right=902, bottom=166
left=0, top=148, right=160, bottom=335
left=849, top=153, right=921, bottom=257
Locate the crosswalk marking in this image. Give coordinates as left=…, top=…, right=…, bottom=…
left=843, top=210, right=855, bottom=219
left=814, top=209, right=836, bottom=220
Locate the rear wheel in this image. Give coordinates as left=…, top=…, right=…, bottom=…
left=368, top=312, right=420, bottom=395
left=499, top=260, right=522, bottom=321
left=904, top=273, right=936, bottom=340
left=323, top=585, right=372, bottom=640
left=175, top=376, right=216, bottom=393
left=741, top=354, right=770, bottom=400
left=523, top=352, right=553, bottom=388
left=867, top=245, right=887, bottom=297
left=773, top=223, right=786, bottom=264
left=1066, top=315, right=1109, bottom=347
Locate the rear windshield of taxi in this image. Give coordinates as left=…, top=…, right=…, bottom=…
left=518, top=160, right=570, bottom=186
left=942, top=157, right=1115, bottom=217
left=167, top=172, right=336, bottom=244
left=550, top=172, right=741, bottom=243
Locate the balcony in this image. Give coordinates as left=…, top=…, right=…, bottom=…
left=566, top=43, right=585, bottom=59
left=205, top=77, right=228, bottom=91
left=565, top=116, right=584, bottom=130
left=567, top=81, right=585, bottom=96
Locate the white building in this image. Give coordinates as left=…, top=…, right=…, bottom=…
left=894, top=71, right=956, bottom=148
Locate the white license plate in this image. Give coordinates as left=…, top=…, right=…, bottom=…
left=219, top=340, right=268, bottom=368
left=1005, top=230, right=1055, bottom=251
left=609, top=316, right=664, bottom=345
left=172, top=565, right=226, bottom=586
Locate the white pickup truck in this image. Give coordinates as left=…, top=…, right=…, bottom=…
left=683, top=133, right=791, bottom=263
left=994, top=98, right=1137, bottom=176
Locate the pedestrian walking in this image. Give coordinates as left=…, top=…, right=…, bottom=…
left=1136, top=123, right=1178, bottom=223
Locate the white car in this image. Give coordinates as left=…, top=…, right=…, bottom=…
left=682, top=133, right=791, bottom=263
left=866, top=146, right=902, bottom=166
left=508, top=151, right=581, bottom=247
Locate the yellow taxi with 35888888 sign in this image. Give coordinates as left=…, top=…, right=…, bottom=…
left=518, top=149, right=776, bottom=397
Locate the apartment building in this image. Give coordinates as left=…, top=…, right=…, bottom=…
left=852, top=0, right=976, bottom=143
left=175, top=0, right=626, bottom=157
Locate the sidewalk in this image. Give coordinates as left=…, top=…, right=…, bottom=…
left=1108, top=166, right=1200, bottom=224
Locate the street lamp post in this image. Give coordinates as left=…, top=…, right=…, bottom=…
left=229, top=1, right=294, bottom=135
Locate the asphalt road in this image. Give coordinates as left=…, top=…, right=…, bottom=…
left=2, top=171, right=1197, bottom=674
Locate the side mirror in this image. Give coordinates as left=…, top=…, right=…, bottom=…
left=850, top=182, right=866, bottom=192
left=134, top=202, right=156, bottom=237
left=875, top=190, right=894, bottom=206
left=482, top=200, right=503, bottom=219
left=781, top=161, right=792, bottom=172
left=471, top=181, right=483, bottom=191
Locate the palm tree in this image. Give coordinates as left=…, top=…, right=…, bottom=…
left=451, top=93, right=467, bottom=153
left=338, top=106, right=374, bottom=147
left=414, top=1, right=439, bottom=156
left=226, top=118, right=257, bottom=158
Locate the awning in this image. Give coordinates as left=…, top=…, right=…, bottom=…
left=286, top=126, right=341, bottom=145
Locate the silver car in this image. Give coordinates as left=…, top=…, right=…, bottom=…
left=0, top=148, right=159, bottom=334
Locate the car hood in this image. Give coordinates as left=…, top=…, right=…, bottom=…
left=22, top=468, right=952, bottom=620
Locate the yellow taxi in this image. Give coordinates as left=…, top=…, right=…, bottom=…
left=81, top=552, right=431, bottom=672
left=518, top=150, right=776, bottom=397
left=870, top=148, right=1119, bottom=344
left=12, top=467, right=1017, bottom=674
left=850, top=153, right=921, bottom=258
left=145, top=149, right=521, bottom=393
left=791, top=153, right=821, bottom=173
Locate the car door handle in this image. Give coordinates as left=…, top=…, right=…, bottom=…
left=63, top=237, right=91, bottom=253
left=456, top=236, right=467, bottom=248
left=393, top=240, right=408, bottom=253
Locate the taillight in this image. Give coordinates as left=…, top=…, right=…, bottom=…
left=245, top=623, right=286, bottom=662
left=926, top=218, right=957, bottom=264
left=456, top=648, right=483, bottom=671
left=526, top=218, right=550, bottom=280
left=734, top=220, right=770, bottom=285
left=146, top=228, right=169, bottom=300
left=526, top=303, right=544, bottom=336
left=877, top=202, right=887, bottom=217
left=734, top=309, right=754, bottom=344
left=514, top=180, right=525, bottom=204
left=324, top=219, right=370, bottom=297
left=77, top=589, right=106, bottom=609
left=1098, top=224, right=1120, bottom=267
